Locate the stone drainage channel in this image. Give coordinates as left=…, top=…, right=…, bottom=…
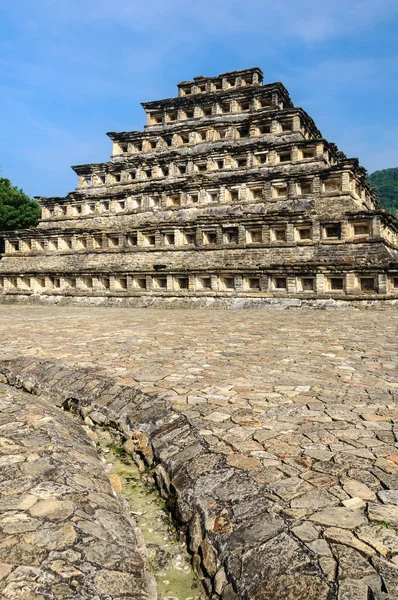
left=96, top=429, right=206, bottom=600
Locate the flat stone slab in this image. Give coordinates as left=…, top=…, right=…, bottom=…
left=0, top=383, right=155, bottom=600
left=0, top=305, right=397, bottom=599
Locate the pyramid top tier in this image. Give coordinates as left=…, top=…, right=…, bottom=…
left=140, top=68, right=293, bottom=129
left=176, top=67, right=264, bottom=95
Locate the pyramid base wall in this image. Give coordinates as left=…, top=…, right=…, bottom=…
left=1, top=292, right=397, bottom=310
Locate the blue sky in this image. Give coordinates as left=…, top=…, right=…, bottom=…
left=0, top=0, right=397, bottom=198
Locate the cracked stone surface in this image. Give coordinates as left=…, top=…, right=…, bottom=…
left=0, top=383, right=156, bottom=600
left=0, top=305, right=397, bottom=599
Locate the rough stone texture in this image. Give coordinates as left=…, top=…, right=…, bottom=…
left=0, top=67, right=397, bottom=306
left=0, top=383, right=156, bottom=600
left=250, top=575, right=330, bottom=600
left=0, top=305, right=397, bottom=598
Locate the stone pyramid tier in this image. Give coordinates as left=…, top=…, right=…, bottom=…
left=1, top=67, right=397, bottom=307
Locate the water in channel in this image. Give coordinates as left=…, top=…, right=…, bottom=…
left=101, top=439, right=206, bottom=600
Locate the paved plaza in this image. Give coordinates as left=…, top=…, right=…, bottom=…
left=0, top=305, right=398, bottom=599
left=1, top=306, right=397, bottom=399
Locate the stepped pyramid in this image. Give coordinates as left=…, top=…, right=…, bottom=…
left=1, top=67, right=397, bottom=307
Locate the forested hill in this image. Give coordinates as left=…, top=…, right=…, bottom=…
left=368, top=167, right=398, bottom=217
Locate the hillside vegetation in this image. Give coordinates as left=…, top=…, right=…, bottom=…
left=368, top=167, right=398, bottom=217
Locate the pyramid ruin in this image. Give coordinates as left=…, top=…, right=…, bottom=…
left=1, top=67, right=397, bottom=307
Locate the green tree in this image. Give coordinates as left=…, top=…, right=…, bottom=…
left=367, top=168, right=398, bottom=217
left=0, top=177, right=41, bottom=231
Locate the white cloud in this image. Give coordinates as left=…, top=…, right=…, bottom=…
left=268, top=0, right=398, bottom=42
left=11, top=0, right=398, bottom=43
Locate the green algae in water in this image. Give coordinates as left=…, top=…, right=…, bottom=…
left=104, top=444, right=206, bottom=600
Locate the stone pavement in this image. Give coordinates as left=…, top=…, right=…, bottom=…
left=0, top=382, right=156, bottom=600
left=0, top=305, right=398, bottom=599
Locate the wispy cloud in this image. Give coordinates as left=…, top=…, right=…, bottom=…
left=27, top=0, right=398, bottom=41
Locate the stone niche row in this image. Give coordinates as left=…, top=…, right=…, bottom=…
left=4, top=217, right=384, bottom=255
left=83, top=140, right=324, bottom=189
left=177, top=70, right=262, bottom=97
left=112, top=114, right=304, bottom=156
left=1, top=272, right=397, bottom=296
left=145, top=89, right=280, bottom=127
left=43, top=173, right=368, bottom=222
